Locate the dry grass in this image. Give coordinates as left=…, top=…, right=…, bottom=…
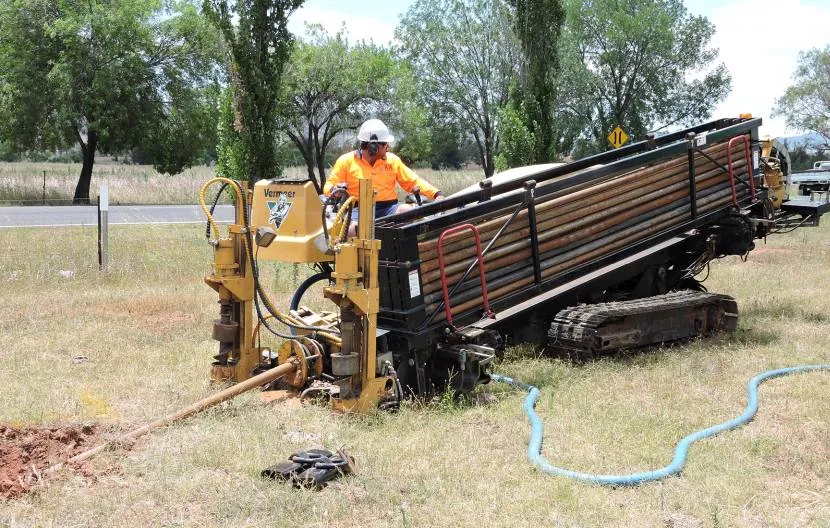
left=0, top=218, right=828, bottom=526
left=0, top=162, right=485, bottom=205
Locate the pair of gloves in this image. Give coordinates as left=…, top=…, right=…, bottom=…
left=328, top=183, right=349, bottom=202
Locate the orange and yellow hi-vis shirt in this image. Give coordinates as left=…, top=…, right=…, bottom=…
left=324, top=150, right=440, bottom=202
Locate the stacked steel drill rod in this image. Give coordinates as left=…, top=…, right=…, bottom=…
left=414, top=138, right=753, bottom=323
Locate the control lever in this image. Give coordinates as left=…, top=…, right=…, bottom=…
left=412, top=186, right=423, bottom=206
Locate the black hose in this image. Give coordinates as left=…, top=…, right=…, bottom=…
left=290, top=272, right=332, bottom=312
left=289, top=271, right=332, bottom=336
left=205, top=182, right=228, bottom=239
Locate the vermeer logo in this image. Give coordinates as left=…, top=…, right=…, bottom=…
left=267, top=194, right=293, bottom=229
left=265, top=189, right=296, bottom=198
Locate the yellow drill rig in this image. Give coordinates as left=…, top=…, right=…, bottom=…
left=199, top=117, right=828, bottom=414
left=200, top=175, right=398, bottom=413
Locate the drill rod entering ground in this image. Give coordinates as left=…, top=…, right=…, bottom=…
left=46, top=360, right=299, bottom=474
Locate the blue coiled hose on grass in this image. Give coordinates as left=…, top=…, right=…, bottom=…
left=492, top=364, right=830, bottom=486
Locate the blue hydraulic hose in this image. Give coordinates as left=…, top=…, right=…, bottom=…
left=491, top=364, right=830, bottom=486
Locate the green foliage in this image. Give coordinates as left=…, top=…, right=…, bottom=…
left=215, top=85, right=251, bottom=179
left=786, top=144, right=829, bottom=171
left=0, top=0, right=223, bottom=203
left=203, top=0, right=303, bottom=182
left=774, top=46, right=830, bottom=149
left=428, top=122, right=466, bottom=170
left=509, top=0, right=565, bottom=163
left=383, top=61, right=432, bottom=166
left=495, top=103, right=536, bottom=171
left=144, top=84, right=221, bottom=175
left=559, top=0, right=731, bottom=156
left=397, top=0, right=520, bottom=177
left=140, top=2, right=224, bottom=175
left=279, top=24, right=396, bottom=187
left=0, top=141, right=19, bottom=162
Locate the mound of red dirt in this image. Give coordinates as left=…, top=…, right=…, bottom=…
left=0, top=424, right=101, bottom=499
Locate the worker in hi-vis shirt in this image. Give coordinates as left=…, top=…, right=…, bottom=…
left=324, top=119, right=445, bottom=222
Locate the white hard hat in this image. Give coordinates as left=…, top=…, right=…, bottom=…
left=357, top=119, right=395, bottom=144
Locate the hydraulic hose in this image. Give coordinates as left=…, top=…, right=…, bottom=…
left=289, top=271, right=332, bottom=336
left=291, top=271, right=332, bottom=312
left=328, top=196, right=356, bottom=250
left=492, top=364, right=830, bottom=486
left=199, top=177, right=245, bottom=240
left=204, top=182, right=228, bottom=240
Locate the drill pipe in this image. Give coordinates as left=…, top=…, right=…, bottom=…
left=425, top=176, right=747, bottom=304
left=419, top=159, right=681, bottom=262
left=417, top=152, right=749, bottom=278
left=417, top=140, right=748, bottom=261
left=434, top=182, right=746, bottom=308
left=421, top=162, right=748, bottom=292
left=424, top=184, right=748, bottom=320
left=420, top=158, right=747, bottom=283
left=422, top=189, right=711, bottom=308
left=436, top=187, right=747, bottom=321
left=45, top=360, right=300, bottom=474
left=423, top=183, right=744, bottom=311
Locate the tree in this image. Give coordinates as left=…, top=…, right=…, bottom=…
left=509, top=0, right=565, bottom=163
left=137, top=3, right=224, bottom=174
left=381, top=61, right=433, bottom=167
left=397, top=0, right=521, bottom=177
left=140, top=83, right=222, bottom=175
left=775, top=46, right=830, bottom=150
left=559, top=0, right=731, bottom=156
left=204, top=0, right=304, bottom=182
left=786, top=143, right=827, bottom=171
left=0, top=0, right=222, bottom=204
left=278, top=25, right=396, bottom=187
left=495, top=103, right=536, bottom=170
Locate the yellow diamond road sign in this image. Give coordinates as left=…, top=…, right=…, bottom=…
left=607, top=126, right=630, bottom=149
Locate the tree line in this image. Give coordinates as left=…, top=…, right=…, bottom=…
left=0, top=0, right=827, bottom=204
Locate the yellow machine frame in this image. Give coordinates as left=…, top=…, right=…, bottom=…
left=760, top=137, right=791, bottom=209
left=200, top=176, right=394, bottom=413
left=324, top=178, right=394, bottom=412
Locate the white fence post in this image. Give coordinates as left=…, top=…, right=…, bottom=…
left=98, top=185, right=108, bottom=272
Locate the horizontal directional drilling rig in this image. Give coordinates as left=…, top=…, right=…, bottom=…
left=201, top=116, right=828, bottom=410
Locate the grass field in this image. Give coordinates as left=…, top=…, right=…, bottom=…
left=0, top=217, right=828, bottom=525
left=0, top=162, right=485, bottom=205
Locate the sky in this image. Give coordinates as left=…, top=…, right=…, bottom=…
left=288, top=0, right=830, bottom=139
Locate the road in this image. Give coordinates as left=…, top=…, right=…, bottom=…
left=0, top=205, right=234, bottom=228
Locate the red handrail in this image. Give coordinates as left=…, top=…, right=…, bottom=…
left=727, top=135, right=756, bottom=206
left=436, top=224, right=494, bottom=328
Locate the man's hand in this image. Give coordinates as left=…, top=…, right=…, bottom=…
left=434, top=191, right=446, bottom=201
left=328, top=183, right=349, bottom=203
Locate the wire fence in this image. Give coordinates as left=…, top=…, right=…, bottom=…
left=0, top=163, right=220, bottom=206
left=0, top=163, right=485, bottom=206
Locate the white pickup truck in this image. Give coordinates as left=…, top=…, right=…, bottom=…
left=792, top=161, right=830, bottom=195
